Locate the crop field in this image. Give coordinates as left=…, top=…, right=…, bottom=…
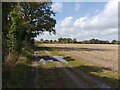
left=44, top=44, right=118, bottom=72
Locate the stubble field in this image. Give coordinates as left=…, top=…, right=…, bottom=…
left=44, top=44, right=118, bottom=72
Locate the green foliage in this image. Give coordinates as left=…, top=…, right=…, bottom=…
left=2, top=2, right=56, bottom=62
left=2, top=2, right=56, bottom=88
left=2, top=2, right=17, bottom=62
left=2, top=44, right=33, bottom=88
left=3, top=55, right=31, bottom=88
left=20, top=2, right=56, bottom=35
left=58, top=38, right=73, bottom=43
left=39, top=38, right=77, bottom=44
left=81, top=39, right=110, bottom=44
left=111, top=40, right=119, bottom=44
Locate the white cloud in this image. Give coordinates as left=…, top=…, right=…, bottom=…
left=74, top=0, right=118, bottom=30
left=51, top=3, right=63, bottom=13
left=61, top=0, right=118, bottom=41
left=74, top=3, right=80, bottom=12
left=61, top=16, right=74, bottom=27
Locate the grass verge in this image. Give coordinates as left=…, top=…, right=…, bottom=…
left=68, top=60, right=119, bottom=88
left=2, top=48, right=33, bottom=88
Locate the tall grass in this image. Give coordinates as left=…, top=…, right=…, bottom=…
left=2, top=47, right=33, bottom=88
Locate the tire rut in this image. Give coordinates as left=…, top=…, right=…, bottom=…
left=45, top=50, right=90, bottom=88
left=45, top=50, right=112, bottom=89
left=26, top=59, right=39, bottom=88
left=65, top=63, right=111, bottom=89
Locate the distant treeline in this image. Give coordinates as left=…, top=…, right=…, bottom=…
left=38, top=38, right=120, bottom=44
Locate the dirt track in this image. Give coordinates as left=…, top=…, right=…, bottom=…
left=27, top=57, right=39, bottom=88
left=45, top=50, right=90, bottom=88
left=27, top=50, right=91, bottom=88
left=44, top=44, right=118, bottom=72
left=46, top=50, right=111, bottom=89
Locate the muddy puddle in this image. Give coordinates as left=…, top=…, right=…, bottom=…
left=53, top=56, right=68, bottom=64
left=39, top=56, right=68, bottom=64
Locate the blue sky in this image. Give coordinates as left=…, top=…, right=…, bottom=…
left=35, top=0, right=118, bottom=41
left=54, top=2, right=107, bottom=25
left=55, top=2, right=106, bottom=20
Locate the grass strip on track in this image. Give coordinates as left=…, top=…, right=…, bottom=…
left=37, top=50, right=79, bottom=88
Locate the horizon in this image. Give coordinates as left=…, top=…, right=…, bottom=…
left=36, top=38, right=119, bottom=42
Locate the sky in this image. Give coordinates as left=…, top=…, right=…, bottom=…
left=35, top=0, right=118, bottom=41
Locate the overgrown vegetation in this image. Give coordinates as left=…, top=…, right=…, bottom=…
left=2, top=2, right=56, bottom=62
left=2, top=49, right=32, bottom=88
left=2, top=2, right=56, bottom=88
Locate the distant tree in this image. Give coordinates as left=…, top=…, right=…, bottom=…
left=81, top=38, right=110, bottom=44
left=44, top=40, right=49, bottom=43
left=111, top=40, right=117, bottom=44
left=40, top=39, right=44, bottom=43
left=73, top=38, right=77, bottom=43
left=40, top=39, right=44, bottom=42
left=54, top=40, right=57, bottom=43
left=67, top=38, right=72, bottom=43
left=58, top=38, right=78, bottom=44
left=58, top=38, right=63, bottom=43
left=50, top=40, right=53, bottom=43
left=117, top=41, right=120, bottom=44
